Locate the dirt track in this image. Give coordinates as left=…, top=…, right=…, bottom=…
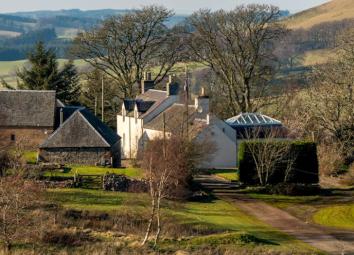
left=195, top=175, right=354, bottom=255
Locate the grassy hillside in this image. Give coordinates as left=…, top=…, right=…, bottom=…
left=285, top=0, right=354, bottom=29
left=301, top=48, right=338, bottom=66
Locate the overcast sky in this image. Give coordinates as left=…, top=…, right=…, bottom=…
left=1, top=0, right=329, bottom=14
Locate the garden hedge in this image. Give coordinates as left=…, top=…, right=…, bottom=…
left=238, top=140, right=319, bottom=185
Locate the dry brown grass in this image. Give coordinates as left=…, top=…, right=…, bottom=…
left=285, top=0, right=354, bottom=30
left=301, top=49, right=338, bottom=66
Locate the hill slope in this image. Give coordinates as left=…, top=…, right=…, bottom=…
left=286, top=0, right=354, bottom=29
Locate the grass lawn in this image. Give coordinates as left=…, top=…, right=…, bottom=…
left=206, top=169, right=239, bottom=181
left=23, top=151, right=38, bottom=164
left=247, top=193, right=319, bottom=208
left=47, top=188, right=149, bottom=211
left=47, top=188, right=320, bottom=254
left=44, top=165, right=143, bottom=179
left=313, top=204, right=354, bottom=231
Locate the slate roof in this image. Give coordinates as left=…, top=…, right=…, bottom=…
left=123, top=89, right=175, bottom=118
left=136, top=89, right=171, bottom=118
left=54, top=106, right=84, bottom=129
left=0, top=90, right=56, bottom=127
left=41, top=107, right=120, bottom=148
left=144, top=104, right=208, bottom=136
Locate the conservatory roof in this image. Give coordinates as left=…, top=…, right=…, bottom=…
left=225, top=113, right=282, bottom=127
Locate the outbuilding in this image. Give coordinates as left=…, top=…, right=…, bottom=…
left=39, top=107, right=121, bottom=167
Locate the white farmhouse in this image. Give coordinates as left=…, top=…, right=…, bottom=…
left=117, top=74, right=180, bottom=159
left=117, top=75, right=238, bottom=169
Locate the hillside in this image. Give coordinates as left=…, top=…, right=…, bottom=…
left=285, top=0, right=354, bottom=29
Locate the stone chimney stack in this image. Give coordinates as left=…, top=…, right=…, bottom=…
left=194, top=87, right=209, bottom=114
left=141, top=72, right=154, bottom=94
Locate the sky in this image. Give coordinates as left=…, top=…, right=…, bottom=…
left=0, top=0, right=330, bottom=14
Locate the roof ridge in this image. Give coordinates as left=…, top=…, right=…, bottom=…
left=77, top=110, right=111, bottom=147
left=40, top=109, right=80, bottom=148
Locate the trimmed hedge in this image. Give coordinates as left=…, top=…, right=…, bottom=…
left=238, top=141, right=319, bottom=185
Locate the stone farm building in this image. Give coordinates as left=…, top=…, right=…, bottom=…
left=0, top=90, right=57, bottom=148
left=0, top=90, right=121, bottom=167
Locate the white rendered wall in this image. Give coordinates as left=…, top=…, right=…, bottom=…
left=117, top=115, right=143, bottom=159
left=197, top=124, right=237, bottom=169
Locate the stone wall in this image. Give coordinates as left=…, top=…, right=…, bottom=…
left=0, top=127, right=53, bottom=149
left=39, top=147, right=114, bottom=166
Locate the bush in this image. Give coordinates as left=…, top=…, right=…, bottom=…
left=265, top=183, right=321, bottom=196
left=340, top=164, right=354, bottom=186
left=42, top=228, right=96, bottom=246
left=238, top=141, right=319, bottom=185
left=317, top=143, right=347, bottom=177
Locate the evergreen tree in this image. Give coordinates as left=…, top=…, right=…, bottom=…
left=57, top=61, right=80, bottom=104
left=17, top=41, right=59, bottom=91
left=17, top=41, right=80, bottom=104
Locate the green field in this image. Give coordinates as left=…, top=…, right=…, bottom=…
left=47, top=188, right=320, bottom=253
left=0, top=59, right=88, bottom=88
left=23, top=151, right=38, bottom=164
left=313, top=204, right=354, bottom=230
left=206, top=169, right=239, bottom=181
left=44, top=165, right=143, bottom=179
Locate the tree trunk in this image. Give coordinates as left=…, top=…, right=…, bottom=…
left=153, top=195, right=162, bottom=247
left=141, top=196, right=156, bottom=246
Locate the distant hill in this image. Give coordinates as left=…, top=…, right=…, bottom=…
left=0, top=9, right=189, bottom=60
left=285, top=0, right=354, bottom=29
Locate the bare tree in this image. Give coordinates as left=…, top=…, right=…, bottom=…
left=187, top=5, right=287, bottom=115
left=72, top=6, right=184, bottom=99
left=242, top=128, right=295, bottom=185
left=0, top=176, right=44, bottom=252
left=141, top=127, right=210, bottom=246
left=306, top=28, right=354, bottom=160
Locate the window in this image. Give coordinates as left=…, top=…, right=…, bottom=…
left=10, top=134, right=15, bottom=141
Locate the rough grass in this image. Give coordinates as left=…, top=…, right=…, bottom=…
left=301, top=49, right=338, bottom=66
left=44, top=165, right=143, bottom=179
left=47, top=188, right=319, bottom=253
left=207, top=169, right=239, bottom=181
left=23, top=151, right=38, bottom=164
left=313, top=204, right=354, bottom=230
left=284, top=0, right=354, bottom=29
left=47, top=188, right=149, bottom=211
left=247, top=193, right=320, bottom=209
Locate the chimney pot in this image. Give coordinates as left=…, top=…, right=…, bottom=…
left=59, top=108, right=64, bottom=125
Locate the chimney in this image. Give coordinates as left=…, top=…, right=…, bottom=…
left=194, top=87, right=209, bottom=114
left=59, top=108, right=64, bottom=125
left=141, top=72, right=154, bottom=94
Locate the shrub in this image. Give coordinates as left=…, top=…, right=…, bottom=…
left=317, top=143, right=346, bottom=177
left=265, top=183, right=321, bottom=196
left=238, top=141, right=319, bottom=185
left=340, top=164, right=354, bottom=186
left=42, top=228, right=96, bottom=246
